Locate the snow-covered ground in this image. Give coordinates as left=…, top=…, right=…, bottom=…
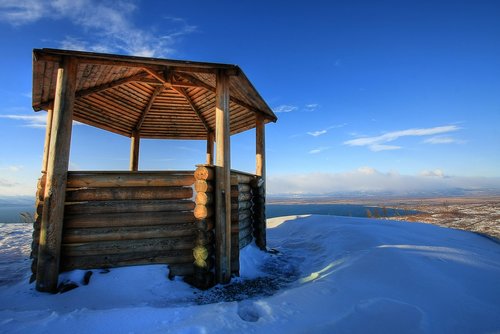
left=1, top=215, right=499, bottom=333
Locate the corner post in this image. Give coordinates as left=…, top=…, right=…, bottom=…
left=130, top=130, right=140, bottom=171
left=36, top=56, right=77, bottom=292
left=214, top=69, right=231, bottom=284
left=254, top=114, right=267, bottom=249
left=206, top=131, right=214, bottom=165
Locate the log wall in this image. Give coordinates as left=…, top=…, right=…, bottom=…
left=31, top=168, right=265, bottom=289
left=32, top=171, right=196, bottom=282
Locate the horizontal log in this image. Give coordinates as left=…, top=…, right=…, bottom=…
left=64, top=211, right=196, bottom=229
left=234, top=200, right=252, bottom=210
left=195, top=192, right=213, bottom=205
left=64, top=199, right=195, bottom=215
left=239, top=225, right=253, bottom=242
left=239, top=233, right=254, bottom=249
left=195, top=219, right=214, bottom=231
left=250, top=177, right=265, bottom=188
left=65, top=171, right=195, bottom=188
left=66, top=186, right=193, bottom=202
left=233, top=183, right=251, bottom=193
left=194, top=205, right=213, bottom=219
left=194, top=180, right=213, bottom=193
left=61, top=236, right=197, bottom=257
left=62, top=224, right=195, bottom=243
left=230, top=172, right=254, bottom=184
left=232, top=209, right=252, bottom=222
left=238, top=216, right=253, bottom=230
left=60, top=249, right=194, bottom=271
left=234, top=191, right=252, bottom=202
left=194, top=166, right=214, bottom=181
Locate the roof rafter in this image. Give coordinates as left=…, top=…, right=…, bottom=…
left=134, top=85, right=166, bottom=132
left=175, top=72, right=272, bottom=120
left=171, top=86, right=212, bottom=133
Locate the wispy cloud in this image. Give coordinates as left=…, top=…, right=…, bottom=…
left=0, top=0, right=196, bottom=57
left=344, top=125, right=461, bottom=152
left=307, top=130, right=327, bottom=137
left=423, top=136, right=466, bottom=145
left=0, top=165, right=23, bottom=172
left=304, top=104, right=319, bottom=112
left=273, top=105, right=298, bottom=113
left=309, top=147, right=329, bottom=154
left=0, top=114, right=47, bottom=128
left=268, top=167, right=500, bottom=195
left=307, top=123, right=347, bottom=137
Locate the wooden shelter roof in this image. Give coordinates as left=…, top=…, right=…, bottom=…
left=32, top=48, right=277, bottom=140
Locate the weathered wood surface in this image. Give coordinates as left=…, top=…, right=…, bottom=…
left=64, top=199, right=195, bottom=215
left=62, top=224, right=195, bottom=243
left=64, top=211, right=195, bottom=228
left=129, top=130, right=140, bottom=171
left=37, top=56, right=77, bottom=293
left=194, top=180, right=213, bottom=193
left=194, top=204, right=213, bottom=219
left=61, top=237, right=198, bottom=257
left=65, top=186, right=192, bottom=202
left=65, top=171, right=195, bottom=188
left=194, top=166, right=214, bottom=181
left=61, top=249, right=193, bottom=271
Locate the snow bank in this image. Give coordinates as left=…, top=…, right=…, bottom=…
left=1, top=215, right=499, bottom=333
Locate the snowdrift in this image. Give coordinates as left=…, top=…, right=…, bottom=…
left=1, top=215, right=499, bottom=333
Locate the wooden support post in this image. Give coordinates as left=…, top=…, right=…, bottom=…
left=214, top=70, right=232, bottom=284
left=206, top=131, right=214, bottom=165
left=130, top=130, right=140, bottom=171
left=255, top=114, right=267, bottom=249
left=36, top=56, right=77, bottom=293
left=41, top=106, right=54, bottom=173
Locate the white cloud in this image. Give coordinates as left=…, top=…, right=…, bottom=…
left=304, top=104, right=319, bottom=111
left=273, top=105, right=298, bottom=113
left=307, top=130, right=327, bottom=137
left=344, top=125, right=460, bottom=152
left=0, top=114, right=47, bottom=128
left=0, top=0, right=196, bottom=57
left=0, top=165, right=23, bottom=172
left=307, top=123, right=347, bottom=137
left=309, top=147, right=329, bottom=154
left=420, top=169, right=446, bottom=178
left=268, top=167, right=500, bottom=195
left=423, top=136, right=465, bottom=145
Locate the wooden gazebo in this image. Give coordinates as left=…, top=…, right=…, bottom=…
left=31, top=48, right=277, bottom=292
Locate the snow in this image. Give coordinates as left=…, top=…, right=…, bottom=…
left=1, top=215, right=499, bottom=333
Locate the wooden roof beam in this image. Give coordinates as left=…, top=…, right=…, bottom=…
left=172, top=86, right=212, bottom=132
left=134, top=85, right=166, bottom=132
left=34, top=49, right=241, bottom=75
left=35, top=72, right=151, bottom=111
left=175, top=72, right=274, bottom=120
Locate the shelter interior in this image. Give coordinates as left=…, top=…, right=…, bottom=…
left=31, top=48, right=277, bottom=292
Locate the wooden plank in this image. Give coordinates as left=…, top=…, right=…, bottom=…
left=172, top=86, right=211, bottom=132
left=64, top=199, right=195, bottom=215
left=64, top=211, right=195, bottom=228
left=206, top=131, right=214, bottom=165
left=60, top=249, right=193, bottom=271
left=134, top=85, right=165, bottom=131
left=41, top=108, right=53, bottom=173
left=129, top=130, right=140, bottom=171
left=66, top=171, right=195, bottom=188
left=66, top=186, right=193, bottom=202
left=214, top=69, right=232, bottom=284
left=36, top=56, right=77, bottom=293
left=62, top=224, right=195, bottom=243
left=61, top=236, right=197, bottom=256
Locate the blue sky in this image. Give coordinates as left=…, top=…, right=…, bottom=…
left=0, top=0, right=499, bottom=196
